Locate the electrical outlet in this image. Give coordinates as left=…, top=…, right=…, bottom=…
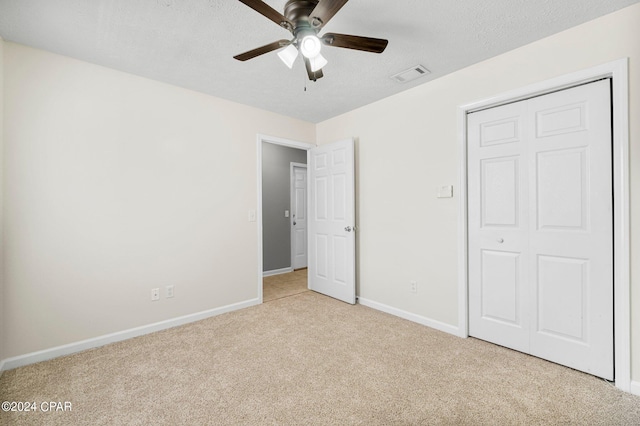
left=166, top=285, right=174, bottom=298
left=409, top=281, right=418, bottom=293
left=151, top=288, right=160, bottom=301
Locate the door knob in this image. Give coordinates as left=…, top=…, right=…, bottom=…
left=293, top=221, right=297, bottom=226
left=497, top=238, right=504, bottom=243
left=345, top=226, right=352, bottom=232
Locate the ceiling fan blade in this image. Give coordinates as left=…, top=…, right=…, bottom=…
left=304, top=58, right=324, bottom=81
left=309, top=0, right=349, bottom=28
left=321, top=33, right=388, bottom=53
left=234, top=40, right=290, bottom=61
left=237, top=0, right=292, bottom=28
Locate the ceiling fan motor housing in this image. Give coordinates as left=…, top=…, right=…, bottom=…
left=284, top=0, right=319, bottom=22
left=284, top=0, right=322, bottom=37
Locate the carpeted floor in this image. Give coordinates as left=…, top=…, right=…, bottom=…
left=1, top=291, right=639, bottom=425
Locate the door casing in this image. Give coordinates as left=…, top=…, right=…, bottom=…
left=457, top=59, right=630, bottom=391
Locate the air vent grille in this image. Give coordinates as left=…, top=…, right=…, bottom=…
left=390, top=65, right=431, bottom=83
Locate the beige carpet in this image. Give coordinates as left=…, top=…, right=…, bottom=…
left=1, top=291, right=639, bottom=425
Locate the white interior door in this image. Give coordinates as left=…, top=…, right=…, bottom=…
left=308, top=139, right=356, bottom=304
left=468, top=79, right=613, bottom=380
left=291, top=163, right=307, bottom=270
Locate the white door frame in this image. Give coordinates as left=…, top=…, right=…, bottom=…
left=257, top=134, right=314, bottom=302
left=290, top=162, right=308, bottom=270
left=457, top=58, right=630, bottom=391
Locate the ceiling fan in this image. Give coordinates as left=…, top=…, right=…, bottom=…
left=234, top=0, right=389, bottom=81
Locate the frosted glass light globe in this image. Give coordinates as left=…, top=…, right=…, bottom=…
left=300, top=35, right=322, bottom=58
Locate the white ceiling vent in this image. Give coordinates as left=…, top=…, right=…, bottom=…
left=390, top=65, right=431, bottom=83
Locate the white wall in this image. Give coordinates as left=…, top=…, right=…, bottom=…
left=2, top=43, right=315, bottom=358
left=316, top=4, right=640, bottom=382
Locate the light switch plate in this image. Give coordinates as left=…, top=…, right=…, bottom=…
left=248, top=210, right=256, bottom=222
left=285, top=210, right=289, bottom=218
left=437, top=185, right=453, bottom=198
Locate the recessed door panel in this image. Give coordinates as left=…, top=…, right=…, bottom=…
left=315, top=177, right=328, bottom=221
left=332, top=148, right=346, bottom=166
left=536, top=148, right=588, bottom=231
left=481, top=250, right=521, bottom=326
left=536, top=102, right=587, bottom=138
left=333, top=236, right=347, bottom=285
left=294, top=229, right=306, bottom=255
left=295, top=188, right=306, bottom=220
left=315, top=234, right=328, bottom=279
left=333, top=174, right=346, bottom=221
left=480, top=116, right=521, bottom=147
left=315, top=153, right=327, bottom=170
left=481, top=157, right=519, bottom=228
left=537, top=255, right=588, bottom=342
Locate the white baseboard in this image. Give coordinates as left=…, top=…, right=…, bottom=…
left=1, top=298, right=260, bottom=371
left=357, top=297, right=460, bottom=336
left=263, top=267, right=293, bottom=277
left=631, top=381, right=640, bottom=397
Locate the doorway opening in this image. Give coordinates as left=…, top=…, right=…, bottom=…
left=257, top=135, right=314, bottom=303
left=257, top=135, right=357, bottom=305
left=261, top=161, right=310, bottom=302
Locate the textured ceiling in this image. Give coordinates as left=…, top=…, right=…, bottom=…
left=0, top=0, right=638, bottom=123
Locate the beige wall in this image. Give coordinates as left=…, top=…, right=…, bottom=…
left=2, top=42, right=315, bottom=358
left=316, top=4, right=640, bottom=382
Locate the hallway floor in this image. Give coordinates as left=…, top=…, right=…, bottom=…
left=263, top=269, right=309, bottom=302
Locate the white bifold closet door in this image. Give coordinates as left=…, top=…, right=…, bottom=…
left=468, top=79, right=613, bottom=380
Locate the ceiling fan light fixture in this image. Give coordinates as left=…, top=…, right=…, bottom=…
left=309, top=53, right=328, bottom=72
left=300, top=35, right=322, bottom=59
left=233, top=0, right=389, bottom=82
left=277, top=44, right=298, bottom=69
